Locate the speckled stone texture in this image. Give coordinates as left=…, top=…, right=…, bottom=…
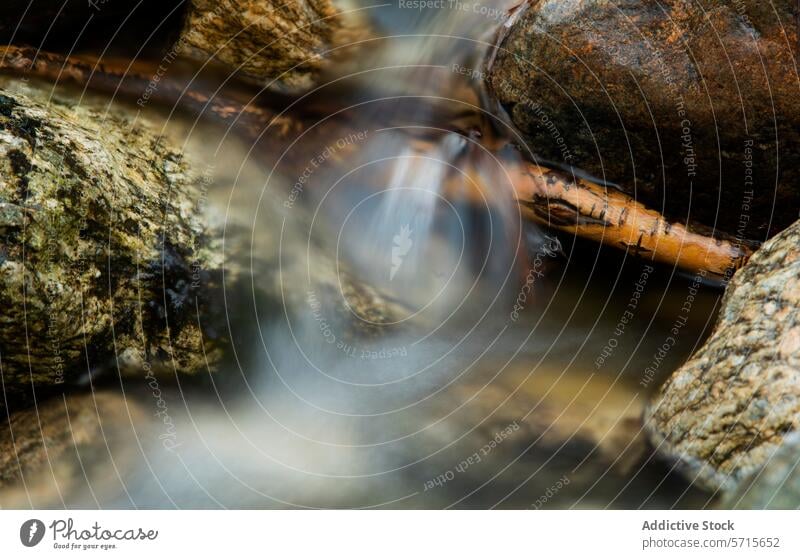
left=486, top=0, right=800, bottom=240
left=179, top=0, right=362, bottom=90
left=646, top=219, right=800, bottom=492
left=0, top=392, right=155, bottom=507
left=722, top=432, right=800, bottom=509
left=0, top=80, right=227, bottom=411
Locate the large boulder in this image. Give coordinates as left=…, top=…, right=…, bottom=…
left=0, top=79, right=228, bottom=411
left=645, top=218, right=800, bottom=492
left=486, top=0, right=800, bottom=242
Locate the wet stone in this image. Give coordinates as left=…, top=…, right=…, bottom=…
left=646, top=219, right=800, bottom=493
left=486, top=0, right=800, bottom=241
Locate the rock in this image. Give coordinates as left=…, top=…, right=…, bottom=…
left=2, top=1, right=366, bottom=92
left=178, top=0, right=367, bottom=91
left=0, top=392, right=150, bottom=507
left=721, top=432, right=800, bottom=509
left=486, top=0, right=800, bottom=241
left=0, top=79, right=228, bottom=411
left=645, top=219, right=800, bottom=492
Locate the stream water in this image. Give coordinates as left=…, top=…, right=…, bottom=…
left=0, top=2, right=725, bottom=509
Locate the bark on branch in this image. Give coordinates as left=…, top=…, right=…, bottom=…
left=507, top=163, right=754, bottom=283
left=1, top=45, right=754, bottom=285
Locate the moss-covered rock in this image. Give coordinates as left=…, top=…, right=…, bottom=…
left=0, top=80, right=227, bottom=411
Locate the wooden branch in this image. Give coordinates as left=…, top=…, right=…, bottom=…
left=507, top=162, right=753, bottom=282
left=0, top=46, right=754, bottom=284
left=0, top=45, right=297, bottom=141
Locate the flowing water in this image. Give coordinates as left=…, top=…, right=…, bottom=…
left=1, top=2, right=725, bottom=509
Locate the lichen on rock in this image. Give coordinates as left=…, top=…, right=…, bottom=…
left=645, top=219, right=800, bottom=492
left=0, top=79, right=228, bottom=411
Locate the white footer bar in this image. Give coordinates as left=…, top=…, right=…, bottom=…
left=1, top=510, right=798, bottom=557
